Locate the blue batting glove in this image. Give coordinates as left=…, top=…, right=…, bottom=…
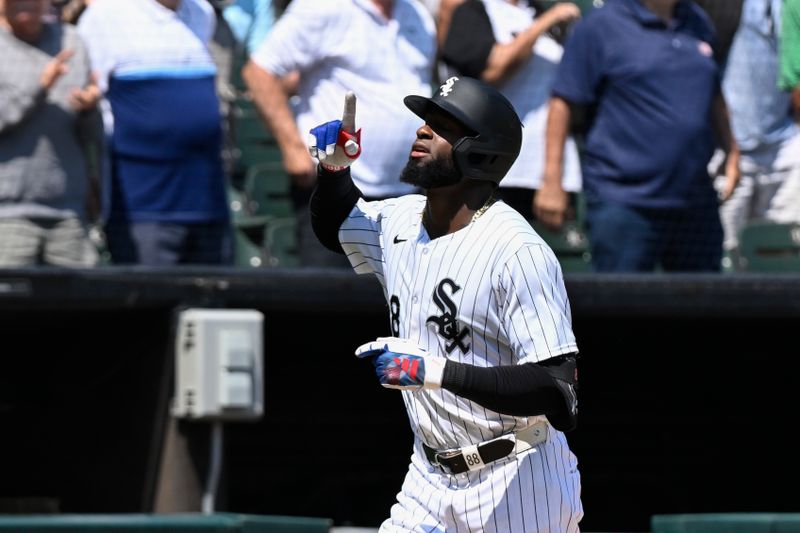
left=355, top=337, right=446, bottom=391
left=373, top=352, right=428, bottom=389
left=308, top=92, right=361, bottom=171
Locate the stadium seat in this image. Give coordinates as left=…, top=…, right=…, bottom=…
left=738, top=222, right=800, bottom=272
left=229, top=162, right=299, bottom=268
left=243, top=162, right=293, bottom=219
left=230, top=97, right=283, bottom=173
left=528, top=191, right=592, bottom=272
left=233, top=227, right=267, bottom=268
left=531, top=220, right=592, bottom=273
left=263, top=217, right=299, bottom=267
left=227, top=183, right=272, bottom=232
left=234, top=105, right=271, bottom=145
left=233, top=114, right=282, bottom=171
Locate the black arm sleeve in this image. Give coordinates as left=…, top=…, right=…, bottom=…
left=441, top=355, right=579, bottom=432
left=309, top=165, right=363, bottom=254
left=440, top=0, right=496, bottom=78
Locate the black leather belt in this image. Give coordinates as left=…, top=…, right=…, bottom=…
left=422, top=422, right=549, bottom=475
left=423, top=438, right=515, bottom=475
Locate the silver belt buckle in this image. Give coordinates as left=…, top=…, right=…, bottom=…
left=434, top=448, right=462, bottom=475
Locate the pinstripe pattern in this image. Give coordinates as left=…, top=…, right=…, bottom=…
left=341, top=196, right=582, bottom=531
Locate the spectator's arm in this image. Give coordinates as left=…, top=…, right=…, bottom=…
left=533, top=95, right=572, bottom=230
left=241, top=60, right=316, bottom=188
left=0, top=81, right=47, bottom=132
left=437, top=0, right=465, bottom=48
left=710, top=91, right=741, bottom=202
left=481, top=3, right=580, bottom=85
left=0, top=48, right=73, bottom=132
left=440, top=0, right=495, bottom=78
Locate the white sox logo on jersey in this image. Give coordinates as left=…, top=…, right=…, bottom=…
left=426, top=279, right=470, bottom=354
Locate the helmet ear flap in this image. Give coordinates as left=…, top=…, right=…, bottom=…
left=453, top=136, right=511, bottom=183
left=451, top=137, right=470, bottom=178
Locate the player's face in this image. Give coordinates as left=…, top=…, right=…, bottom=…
left=399, top=113, right=468, bottom=190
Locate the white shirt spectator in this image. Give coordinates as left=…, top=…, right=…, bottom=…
left=77, top=0, right=216, bottom=92
left=78, top=0, right=216, bottom=135
left=251, top=0, right=436, bottom=199
left=482, top=0, right=582, bottom=192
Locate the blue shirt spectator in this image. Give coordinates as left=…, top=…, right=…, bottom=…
left=222, top=0, right=275, bottom=54
left=78, top=0, right=232, bottom=266
left=716, top=0, right=800, bottom=265
left=723, top=0, right=795, bottom=151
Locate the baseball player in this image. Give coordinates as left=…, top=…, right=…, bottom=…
left=308, top=76, right=583, bottom=532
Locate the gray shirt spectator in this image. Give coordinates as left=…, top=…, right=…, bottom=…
left=0, top=0, right=102, bottom=267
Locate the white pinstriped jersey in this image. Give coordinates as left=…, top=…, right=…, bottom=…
left=340, top=194, right=583, bottom=531
left=342, top=194, right=578, bottom=448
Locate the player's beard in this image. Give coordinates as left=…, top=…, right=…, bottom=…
left=399, top=153, right=462, bottom=190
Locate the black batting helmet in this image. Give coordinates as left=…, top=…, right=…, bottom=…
left=404, top=76, right=522, bottom=185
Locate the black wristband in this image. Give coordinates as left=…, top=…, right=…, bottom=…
left=441, top=360, right=467, bottom=392
left=309, top=166, right=362, bottom=253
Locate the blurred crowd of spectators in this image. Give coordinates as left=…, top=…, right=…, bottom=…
left=1, top=0, right=798, bottom=272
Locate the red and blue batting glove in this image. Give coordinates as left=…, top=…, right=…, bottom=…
left=355, top=337, right=447, bottom=391
left=308, top=92, right=361, bottom=172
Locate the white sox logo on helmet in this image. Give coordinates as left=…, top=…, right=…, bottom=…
left=439, top=76, right=458, bottom=97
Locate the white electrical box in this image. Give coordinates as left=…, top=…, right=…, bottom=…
left=172, top=308, right=264, bottom=420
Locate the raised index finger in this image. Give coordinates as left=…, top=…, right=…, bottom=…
left=341, top=92, right=356, bottom=133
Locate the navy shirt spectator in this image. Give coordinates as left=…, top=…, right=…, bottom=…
left=535, top=0, right=740, bottom=272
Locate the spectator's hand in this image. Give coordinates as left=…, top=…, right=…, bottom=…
left=308, top=92, right=361, bottom=172
left=534, top=178, right=570, bottom=231
left=284, top=145, right=317, bottom=189
left=40, top=48, right=74, bottom=91
left=541, top=2, right=582, bottom=28
left=68, top=73, right=101, bottom=113
left=717, top=149, right=741, bottom=203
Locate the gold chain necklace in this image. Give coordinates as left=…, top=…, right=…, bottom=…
left=421, top=194, right=495, bottom=227
left=471, top=195, right=495, bottom=223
